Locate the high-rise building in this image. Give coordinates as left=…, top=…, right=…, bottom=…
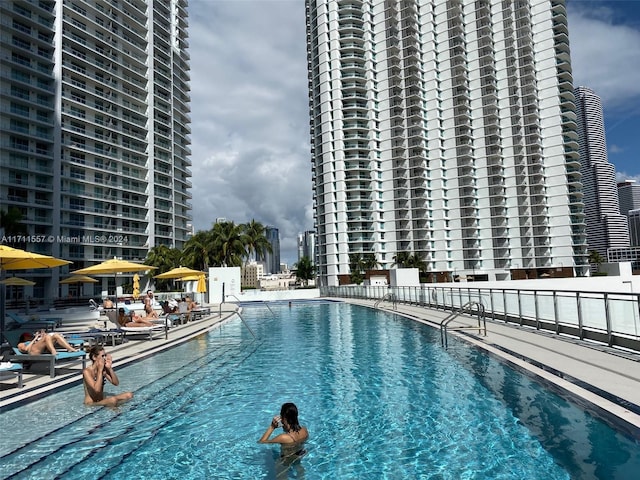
left=628, top=210, right=640, bottom=247
left=0, top=0, right=192, bottom=297
left=263, top=226, right=281, bottom=274
left=618, top=180, right=640, bottom=217
left=297, top=230, right=316, bottom=263
left=305, top=0, right=587, bottom=286
left=575, top=86, right=629, bottom=257
left=617, top=180, right=640, bottom=247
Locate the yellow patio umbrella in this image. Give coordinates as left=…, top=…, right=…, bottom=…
left=0, top=245, right=72, bottom=341
left=132, top=273, right=140, bottom=300
left=196, top=274, right=207, bottom=294
left=0, top=245, right=71, bottom=270
left=180, top=275, right=201, bottom=281
left=0, top=277, right=36, bottom=286
left=59, top=274, right=98, bottom=297
left=71, top=258, right=157, bottom=314
left=59, top=275, right=98, bottom=284
left=154, top=266, right=204, bottom=279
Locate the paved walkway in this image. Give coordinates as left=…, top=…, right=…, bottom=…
left=343, top=298, right=640, bottom=438
left=2, top=298, right=640, bottom=439
left=0, top=304, right=239, bottom=409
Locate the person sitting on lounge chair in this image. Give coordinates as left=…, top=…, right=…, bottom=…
left=144, top=291, right=159, bottom=319
left=117, top=308, right=154, bottom=328
left=83, top=345, right=133, bottom=406
left=17, top=330, right=80, bottom=355
left=167, top=298, right=179, bottom=313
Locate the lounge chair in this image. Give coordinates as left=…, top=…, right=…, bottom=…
left=104, top=310, right=165, bottom=341
left=160, top=302, right=181, bottom=326
left=178, top=301, right=190, bottom=324
left=0, top=361, right=23, bottom=388
left=8, top=348, right=86, bottom=378
left=6, top=311, right=61, bottom=330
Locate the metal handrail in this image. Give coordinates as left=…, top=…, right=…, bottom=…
left=223, top=295, right=276, bottom=317
left=439, top=301, right=486, bottom=348
left=374, top=293, right=397, bottom=310
left=321, top=284, right=640, bottom=352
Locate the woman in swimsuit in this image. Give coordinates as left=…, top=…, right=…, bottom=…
left=82, top=345, right=133, bottom=406
left=117, top=308, right=154, bottom=328
left=17, top=330, right=80, bottom=355
left=258, top=402, right=309, bottom=459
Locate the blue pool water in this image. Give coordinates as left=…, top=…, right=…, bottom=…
left=1, top=302, right=639, bottom=479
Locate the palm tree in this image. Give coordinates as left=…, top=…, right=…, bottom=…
left=182, top=230, right=214, bottom=271
left=211, top=221, right=246, bottom=267
left=0, top=208, right=28, bottom=245
left=145, top=244, right=181, bottom=290
left=404, top=254, right=427, bottom=271
left=294, top=256, right=315, bottom=287
left=243, top=219, right=272, bottom=264
left=589, top=249, right=605, bottom=274
left=349, top=253, right=379, bottom=284
left=362, top=252, right=380, bottom=270
left=392, top=251, right=411, bottom=268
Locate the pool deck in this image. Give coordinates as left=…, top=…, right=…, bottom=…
left=0, top=303, right=240, bottom=409
left=2, top=298, right=640, bottom=439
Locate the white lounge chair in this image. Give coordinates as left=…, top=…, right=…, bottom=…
left=104, top=310, right=165, bottom=341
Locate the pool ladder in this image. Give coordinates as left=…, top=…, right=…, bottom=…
left=220, top=295, right=278, bottom=339
left=374, top=293, right=397, bottom=311
left=440, top=301, right=487, bottom=348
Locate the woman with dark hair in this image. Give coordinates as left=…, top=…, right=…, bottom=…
left=17, top=330, right=80, bottom=355
left=259, top=402, right=309, bottom=459
left=82, top=345, right=133, bottom=406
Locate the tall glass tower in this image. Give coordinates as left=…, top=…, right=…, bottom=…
left=575, top=86, right=629, bottom=258
left=0, top=0, right=192, bottom=297
left=305, top=0, right=587, bottom=286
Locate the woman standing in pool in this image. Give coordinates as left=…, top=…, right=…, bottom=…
left=259, top=402, right=309, bottom=460
left=83, top=345, right=133, bottom=406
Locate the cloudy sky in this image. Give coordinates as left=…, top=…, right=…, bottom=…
left=186, top=0, right=640, bottom=265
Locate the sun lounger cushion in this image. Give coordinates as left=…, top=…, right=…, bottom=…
left=9, top=348, right=86, bottom=378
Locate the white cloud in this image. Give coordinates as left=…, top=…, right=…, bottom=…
left=187, top=1, right=311, bottom=264
left=608, top=144, right=624, bottom=154
left=616, top=171, right=640, bottom=183
left=184, top=1, right=640, bottom=264
left=569, top=3, right=640, bottom=111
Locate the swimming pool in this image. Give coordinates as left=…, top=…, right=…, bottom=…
left=1, top=302, right=639, bottom=479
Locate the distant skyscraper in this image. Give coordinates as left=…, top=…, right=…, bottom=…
left=0, top=0, right=191, bottom=297
left=306, top=0, right=587, bottom=286
left=628, top=210, right=640, bottom=247
left=263, top=226, right=281, bottom=274
left=297, top=230, right=316, bottom=263
left=575, top=86, right=629, bottom=257
left=618, top=181, right=640, bottom=216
